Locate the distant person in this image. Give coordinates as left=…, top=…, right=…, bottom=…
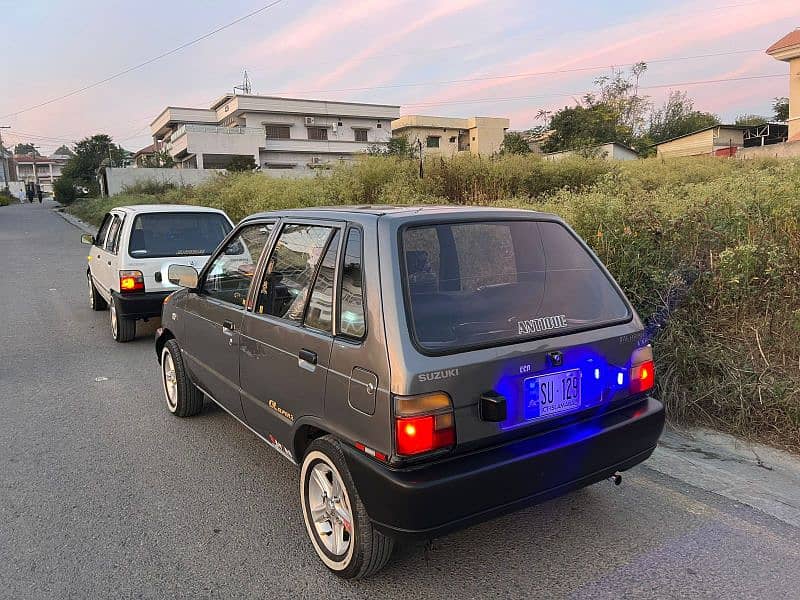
left=37, top=186, right=43, bottom=203
left=17, top=188, right=25, bottom=203
left=26, top=184, right=34, bottom=203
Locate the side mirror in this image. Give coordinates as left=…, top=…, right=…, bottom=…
left=168, top=264, right=199, bottom=289
left=80, top=234, right=94, bottom=245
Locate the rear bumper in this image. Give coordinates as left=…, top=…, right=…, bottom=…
left=342, top=396, right=665, bottom=540
left=113, top=291, right=170, bottom=319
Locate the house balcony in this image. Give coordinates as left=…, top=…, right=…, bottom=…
left=165, top=124, right=265, bottom=160
left=263, top=138, right=381, bottom=154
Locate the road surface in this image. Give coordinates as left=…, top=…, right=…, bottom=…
left=1, top=200, right=798, bottom=599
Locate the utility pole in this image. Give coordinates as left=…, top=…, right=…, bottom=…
left=417, top=138, right=424, bottom=179
left=0, top=126, right=9, bottom=192
left=31, top=144, right=40, bottom=189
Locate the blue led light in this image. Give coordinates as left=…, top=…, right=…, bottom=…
left=594, top=368, right=601, bottom=380
left=617, top=372, right=624, bottom=386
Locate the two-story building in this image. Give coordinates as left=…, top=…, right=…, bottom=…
left=150, top=95, right=400, bottom=174
left=13, top=147, right=72, bottom=193
left=390, top=115, right=510, bottom=157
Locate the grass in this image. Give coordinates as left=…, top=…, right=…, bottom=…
left=67, top=154, right=800, bottom=451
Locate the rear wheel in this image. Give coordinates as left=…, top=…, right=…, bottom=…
left=110, top=296, right=136, bottom=342
left=161, top=339, right=203, bottom=417
left=87, top=272, right=107, bottom=311
left=300, top=436, right=394, bottom=579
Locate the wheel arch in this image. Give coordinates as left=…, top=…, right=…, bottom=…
left=155, top=327, right=175, bottom=363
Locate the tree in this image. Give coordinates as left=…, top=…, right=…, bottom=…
left=59, top=134, right=127, bottom=196
left=644, top=91, right=720, bottom=148
left=500, top=132, right=532, bottom=154
left=734, top=114, right=768, bottom=126
left=226, top=155, right=257, bottom=172
left=14, top=143, right=39, bottom=156
left=773, top=97, right=789, bottom=122
left=140, top=149, right=175, bottom=168
left=541, top=63, right=650, bottom=153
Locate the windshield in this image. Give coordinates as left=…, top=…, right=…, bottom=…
left=401, top=220, right=631, bottom=352
left=128, top=212, right=232, bottom=259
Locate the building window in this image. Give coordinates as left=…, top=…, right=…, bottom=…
left=376, top=123, right=382, bottom=128
left=426, top=136, right=440, bottom=148
left=307, top=126, right=328, bottom=141
left=354, top=129, right=368, bottom=143
left=449, top=136, right=457, bottom=143
left=265, top=125, right=291, bottom=139
left=265, top=163, right=295, bottom=169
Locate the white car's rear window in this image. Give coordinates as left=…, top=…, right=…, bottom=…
left=401, top=220, right=631, bottom=352
left=128, top=212, right=232, bottom=259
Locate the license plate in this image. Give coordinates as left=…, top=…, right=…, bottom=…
left=523, top=368, right=582, bottom=421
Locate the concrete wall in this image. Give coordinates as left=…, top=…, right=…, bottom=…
left=102, top=167, right=223, bottom=197
left=469, top=117, right=509, bottom=156
left=790, top=58, right=800, bottom=139
left=737, top=140, right=800, bottom=159
left=657, top=129, right=715, bottom=158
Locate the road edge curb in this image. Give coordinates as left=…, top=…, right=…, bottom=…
left=52, top=205, right=97, bottom=235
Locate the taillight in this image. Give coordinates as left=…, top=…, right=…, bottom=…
left=394, top=392, right=455, bottom=457
left=629, top=345, right=655, bottom=394
left=119, top=270, right=145, bottom=293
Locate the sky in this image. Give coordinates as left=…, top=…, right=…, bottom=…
left=1, top=0, right=798, bottom=154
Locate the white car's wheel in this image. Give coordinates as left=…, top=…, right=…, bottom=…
left=110, top=297, right=136, bottom=343
left=300, top=436, right=393, bottom=579
left=87, top=272, right=107, bottom=311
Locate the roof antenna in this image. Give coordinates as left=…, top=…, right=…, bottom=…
left=233, top=70, right=252, bottom=95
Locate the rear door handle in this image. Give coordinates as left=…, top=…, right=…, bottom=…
left=298, top=349, right=317, bottom=365
left=222, top=319, right=235, bottom=332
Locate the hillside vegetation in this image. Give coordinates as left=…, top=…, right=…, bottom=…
left=68, top=154, right=800, bottom=450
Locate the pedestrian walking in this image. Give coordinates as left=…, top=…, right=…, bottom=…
left=17, top=188, right=25, bottom=203
left=37, top=186, right=43, bottom=203
left=26, top=183, right=34, bottom=203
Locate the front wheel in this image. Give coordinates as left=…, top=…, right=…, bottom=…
left=300, top=436, right=394, bottom=579
left=161, top=339, right=203, bottom=417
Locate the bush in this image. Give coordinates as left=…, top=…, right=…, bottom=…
left=121, top=180, right=177, bottom=195
left=53, top=176, right=77, bottom=204
left=0, top=189, right=12, bottom=206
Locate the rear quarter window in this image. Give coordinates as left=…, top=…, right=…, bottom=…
left=401, top=220, right=631, bottom=353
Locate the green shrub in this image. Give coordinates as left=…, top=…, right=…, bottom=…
left=53, top=176, right=77, bottom=204
left=121, top=180, right=177, bottom=195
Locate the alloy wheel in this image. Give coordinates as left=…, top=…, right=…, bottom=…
left=161, top=349, right=178, bottom=411
left=306, top=462, right=353, bottom=557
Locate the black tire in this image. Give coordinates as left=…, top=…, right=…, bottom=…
left=87, top=271, right=107, bottom=311
left=160, top=339, right=203, bottom=417
left=300, top=436, right=394, bottom=579
left=110, top=295, right=136, bottom=342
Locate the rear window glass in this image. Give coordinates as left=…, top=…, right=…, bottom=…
left=401, top=220, right=630, bottom=352
left=128, top=212, right=232, bottom=258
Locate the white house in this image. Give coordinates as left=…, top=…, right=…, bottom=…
left=544, top=142, right=639, bottom=161
left=150, top=94, right=400, bottom=174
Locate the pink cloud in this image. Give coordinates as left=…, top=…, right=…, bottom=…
left=411, top=0, right=800, bottom=113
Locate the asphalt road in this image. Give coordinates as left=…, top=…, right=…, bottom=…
left=1, top=200, right=799, bottom=599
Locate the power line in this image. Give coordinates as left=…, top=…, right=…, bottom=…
left=278, top=49, right=767, bottom=96
left=402, top=73, right=787, bottom=108
left=0, top=0, right=287, bottom=119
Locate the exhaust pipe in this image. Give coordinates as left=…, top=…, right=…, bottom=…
left=608, top=472, right=622, bottom=486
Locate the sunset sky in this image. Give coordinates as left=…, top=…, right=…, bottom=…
left=2, top=0, right=798, bottom=154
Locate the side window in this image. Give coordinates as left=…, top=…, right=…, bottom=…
left=95, top=213, right=113, bottom=248
left=203, top=223, right=274, bottom=307
left=256, top=224, right=333, bottom=322
left=339, top=229, right=365, bottom=338
left=104, top=215, right=123, bottom=253
left=304, top=231, right=341, bottom=333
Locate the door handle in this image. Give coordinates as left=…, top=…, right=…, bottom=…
left=298, top=349, right=317, bottom=365
left=222, top=319, right=235, bottom=332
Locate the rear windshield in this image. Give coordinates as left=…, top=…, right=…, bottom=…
left=401, top=220, right=630, bottom=352
left=128, top=212, right=232, bottom=259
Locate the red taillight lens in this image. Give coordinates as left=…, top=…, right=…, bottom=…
left=119, top=270, right=145, bottom=293
left=394, top=392, right=455, bottom=457
left=629, top=345, right=655, bottom=395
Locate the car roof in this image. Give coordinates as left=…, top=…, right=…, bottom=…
left=241, top=204, right=554, bottom=223
left=112, top=204, right=227, bottom=215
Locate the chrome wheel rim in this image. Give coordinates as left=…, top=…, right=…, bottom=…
left=162, top=350, right=178, bottom=411
left=110, top=303, right=118, bottom=337
left=307, top=462, right=353, bottom=557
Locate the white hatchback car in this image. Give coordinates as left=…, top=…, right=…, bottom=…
left=81, top=204, right=233, bottom=342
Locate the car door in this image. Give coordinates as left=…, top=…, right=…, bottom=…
left=181, top=221, right=276, bottom=420
left=239, top=221, right=343, bottom=447
left=90, top=213, right=116, bottom=300
left=103, top=213, right=125, bottom=288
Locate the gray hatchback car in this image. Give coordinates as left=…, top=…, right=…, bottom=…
left=155, top=206, right=665, bottom=579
